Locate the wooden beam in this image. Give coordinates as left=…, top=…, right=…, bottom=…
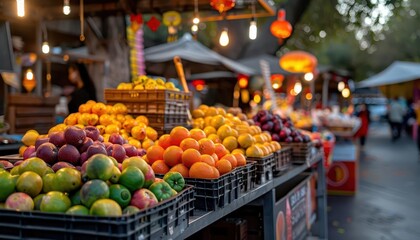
left=258, top=0, right=276, bottom=15
left=200, top=12, right=275, bottom=22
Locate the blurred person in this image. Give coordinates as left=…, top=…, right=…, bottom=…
left=65, top=63, right=97, bottom=113
left=388, top=97, right=406, bottom=141
left=355, top=103, right=370, bottom=147
left=414, top=100, right=420, bottom=157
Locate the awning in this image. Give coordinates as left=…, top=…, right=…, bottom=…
left=237, top=54, right=290, bottom=75
left=357, top=61, right=420, bottom=88
left=144, top=33, right=255, bottom=76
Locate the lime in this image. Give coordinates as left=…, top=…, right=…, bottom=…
left=118, top=166, right=144, bottom=192
left=0, top=171, right=16, bottom=202
left=66, top=205, right=89, bottom=215
left=90, top=199, right=122, bottom=217
left=109, top=184, right=131, bottom=208
left=40, top=191, right=71, bottom=213
left=80, top=179, right=110, bottom=208
left=16, top=171, right=43, bottom=198
left=85, top=154, right=114, bottom=181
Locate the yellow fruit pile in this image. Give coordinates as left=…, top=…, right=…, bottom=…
left=116, top=75, right=180, bottom=91
left=191, top=105, right=281, bottom=158
left=57, top=101, right=157, bottom=149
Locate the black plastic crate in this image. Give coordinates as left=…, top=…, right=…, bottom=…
left=246, top=154, right=275, bottom=185
left=183, top=167, right=242, bottom=211
left=240, top=161, right=256, bottom=192
left=279, top=142, right=314, bottom=164
left=273, top=147, right=292, bottom=176
left=0, top=186, right=194, bottom=240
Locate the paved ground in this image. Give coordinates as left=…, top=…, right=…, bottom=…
left=327, top=122, right=420, bottom=240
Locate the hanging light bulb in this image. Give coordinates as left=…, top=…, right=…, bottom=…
left=42, top=41, right=50, bottom=54
left=26, top=69, right=33, bottom=80
left=342, top=88, right=350, bottom=98
left=219, top=28, right=229, bottom=47
left=294, top=81, right=302, bottom=94
left=249, top=19, right=257, bottom=40
left=304, top=72, right=314, bottom=81
left=337, top=81, right=345, bottom=92
left=191, top=24, right=198, bottom=32
left=193, top=17, right=200, bottom=25
left=17, top=0, right=25, bottom=17
left=63, top=0, right=71, bottom=15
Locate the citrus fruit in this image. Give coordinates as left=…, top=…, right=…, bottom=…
left=220, top=154, right=238, bottom=168
left=237, top=133, right=255, bottom=149
left=119, top=166, right=145, bottom=192
left=169, top=164, right=189, bottom=178
left=189, top=129, right=206, bottom=141
left=216, top=159, right=232, bottom=175
left=246, top=145, right=264, bottom=157
left=16, top=171, right=43, bottom=198
left=85, top=154, right=115, bottom=181
left=90, top=199, right=122, bottom=216
left=210, top=115, right=225, bottom=129
left=180, top=138, right=200, bottom=151
left=233, top=153, right=247, bottom=166
left=203, top=126, right=217, bottom=136
left=200, top=154, right=216, bottom=167
left=80, top=179, right=110, bottom=208
left=214, top=143, right=229, bottom=159
left=163, top=146, right=183, bottom=167
left=157, top=134, right=172, bottom=149
left=222, top=136, right=238, bottom=152
left=151, top=160, right=170, bottom=174
left=66, top=205, right=90, bottom=215
left=40, top=191, right=71, bottom=213
left=170, top=127, right=190, bottom=146
left=146, top=145, right=165, bottom=164
left=182, top=148, right=201, bottom=168
left=189, top=162, right=216, bottom=179
left=198, top=138, right=215, bottom=155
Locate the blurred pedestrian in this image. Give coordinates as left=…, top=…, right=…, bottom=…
left=65, top=63, right=97, bottom=113
left=388, top=97, right=406, bottom=141
left=355, top=103, right=370, bottom=147
left=413, top=100, right=420, bottom=157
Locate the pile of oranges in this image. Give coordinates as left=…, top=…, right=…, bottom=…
left=191, top=105, right=281, bottom=158
left=144, top=126, right=247, bottom=179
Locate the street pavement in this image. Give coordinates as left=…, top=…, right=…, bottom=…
left=327, top=122, right=420, bottom=240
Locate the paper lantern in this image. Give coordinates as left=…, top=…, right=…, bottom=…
left=279, top=51, right=317, bottom=73
left=210, top=0, right=235, bottom=14
left=238, top=74, right=249, bottom=88
left=270, top=9, right=292, bottom=39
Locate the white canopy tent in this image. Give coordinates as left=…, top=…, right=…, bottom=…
left=357, top=61, right=420, bottom=88
left=144, top=33, right=255, bottom=77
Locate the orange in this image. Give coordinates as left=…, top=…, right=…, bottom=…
left=105, top=124, right=120, bottom=135
left=151, top=160, right=170, bottom=175
left=169, top=164, right=189, bottom=178
left=112, top=103, right=128, bottom=115
left=131, top=125, right=146, bottom=140
left=214, top=143, right=229, bottom=160
left=237, top=133, right=254, bottom=149
left=192, top=109, right=205, bottom=119
left=246, top=145, right=264, bottom=157
left=141, top=138, right=155, bottom=150
left=217, top=124, right=233, bottom=141
left=233, top=153, right=247, bottom=166
left=198, top=138, right=215, bottom=155
left=99, top=114, right=113, bottom=126
left=212, top=166, right=220, bottom=178
left=215, top=159, right=232, bottom=175
left=91, top=102, right=107, bottom=116
left=200, top=154, right=215, bottom=167
left=189, top=129, right=206, bottom=141
left=170, top=126, right=190, bottom=146
left=198, top=104, right=209, bottom=111
left=207, top=134, right=221, bottom=143
left=122, top=119, right=138, bottom=132
left=210, top=115, right=225, bottom=129
left=216, top=108, right=226, bottom=116
left=203, top=126, right=217, bottom=136
left=146, top=127, right=158, bottom=141
left=135, top=115, right=149, bottom=126
left=182, top=148, right=201, bottom=168
left=189, top=162, right=215, bottom=179
left=231, top=148, right=245, bottom=155
left=128, top=138, right=141, bottom=149
left=204, top=107, right=218, bottom=117
left=180, top=138, right=200, bottom=151
left=158, top=134, right=172, bottom=149
left=271, top=141, right=282, bottom=151
left=211, top=153, right=219, bottom=162
left=146, top=145, right=165, bottom=164
left=78, top=104, right=92, bottom=113
left=163, top=146, right=183, bottom=167
left=220, top=154, right=238, bottom=168
left=222, top=136, right=238, bottom=152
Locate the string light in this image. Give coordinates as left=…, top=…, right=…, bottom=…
left=249, top=1, right=257, bottom=40
left=42, top=41, right=50, bottom=54
left=191, top=24, right=198, bottom=32
left=63, top=0, right=71, bottom=15
left=342, top=88, right=350, bottom=98
left=26, top=69, right=33, bottom=80
left=294, top=81, right=302, bottom=94
left=192, top=0, right=200, bottom=34
left=304, top=72, right=314, bottom=81
left=338, top=81, right=345, bottom=92
left=219, top=28, right=229, bottom=46
left=17, top=0, right=25, bottom=17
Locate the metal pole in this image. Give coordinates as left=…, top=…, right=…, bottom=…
left=35, top=20, right=43, bottom=96
left=322, top=77, right=330, bottom=108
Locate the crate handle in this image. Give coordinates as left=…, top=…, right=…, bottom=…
left=173, top=56, right=189, bottom=93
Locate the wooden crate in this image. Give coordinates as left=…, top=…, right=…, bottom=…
left=6, top=94, right=59, bottom=134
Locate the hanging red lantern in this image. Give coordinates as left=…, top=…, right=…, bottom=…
left=210, top=0, right=236, bottom=14
left=270, top=9, right=292, bottom=39
left=279, top=51, right=317, bottom=73
left=237, top=74, right=249, bottom=88
left=271, top=74, right=284, bottom=90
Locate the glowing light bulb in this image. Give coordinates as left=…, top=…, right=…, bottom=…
left=306, top=93, right=313, bottom=100
left=249, top=20, right=257, bottom=40
left=193, top=17, right=200, bottom=25
left=26, top=69, right=33, bottom=80
left=253, top=94, right=261, bottom=103
left=304, top=72, right=314, bottom=81
left=342, top=88, right=350, bottom=98
left=191, top=24, right=198, bottom=32
left=294, top=81, right=302, bottom=94
left=272, top=82, right=280, bottom=89
left=17, top=0, right=25, bottom=17
left=42, top=41, right=50, bottom=54
left=63, top=0, right=71, bottom=15
left=338, top=81, right=345, bottom=92
left=219, top=28, right=229, bottom=47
